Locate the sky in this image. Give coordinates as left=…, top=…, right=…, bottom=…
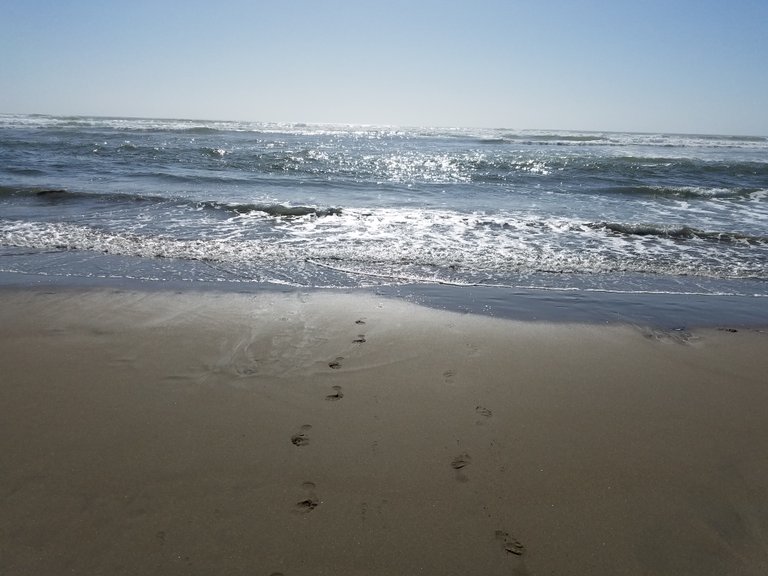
left=1, top=0, right=767, bottom=135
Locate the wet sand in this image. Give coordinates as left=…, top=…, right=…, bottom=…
left=1, top=288, right=768, bottom=576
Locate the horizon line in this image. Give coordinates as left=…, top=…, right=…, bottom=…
left=2, top=111, right=766, bottom=140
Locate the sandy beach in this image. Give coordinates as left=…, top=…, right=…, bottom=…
left=1, top=287, right=768, bottom=576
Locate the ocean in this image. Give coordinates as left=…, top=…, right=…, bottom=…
left=1, top=114, right=766, bottom=324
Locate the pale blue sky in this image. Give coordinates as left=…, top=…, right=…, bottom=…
left=2, top=0, right=767, bottom=135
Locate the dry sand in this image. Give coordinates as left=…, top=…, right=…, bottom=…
left=1, top=287, right=768, bottom=576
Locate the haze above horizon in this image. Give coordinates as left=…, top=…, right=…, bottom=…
left=1, top=0, right=767, bottom=136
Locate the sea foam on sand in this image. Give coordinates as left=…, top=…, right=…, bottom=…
left=1, top=288, right=767, bottom=576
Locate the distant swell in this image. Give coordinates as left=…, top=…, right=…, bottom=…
left=479, top=134, right=611, bottom=145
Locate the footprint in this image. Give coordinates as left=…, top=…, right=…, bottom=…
left=443, top=369, right=456, bottom=383
left=451, top=453, right=472, bottom=470
left=329, top=357, right=344, bottom=369
left=295, top=498, right=319, bottom=513
left=641, top=327, right=695, bottom=345
left=325, top=385, right=344, bottom=401
left=353, top=334, right=367, bottom=343
left=290, top=433, right=309, bottom=446
left=475, top=405, right=493, bottom=418
left=291, top=424, right=312, bottom=447
left=451, top=452, right=471, bottom=482
left=495, top=529, right=525, bottom=556
left=295, top=482, right=319, bottom=514
left=234, top=360, right=260, bottom=377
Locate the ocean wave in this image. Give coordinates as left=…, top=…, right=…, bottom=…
left=0, top=187, right=343, bottom=219
left=209, top=201, right=342, bottom=218
left=473, top=131, right=768, bottom=149
left=1, top=187, right=159, bottom=204
left=477, top=138, right=508, bottom=144
left=2, top=212, right=765, bottom=284
left=510, top=134, right=611, bottom=144
left=0, top=220, right=296, bottom=264
left=201, top=146, right=229, bottom=158
left=596, top=185, right=764, bottom=200
left=5, top=186, right=348, bottom=221
left=589, top=222, right=768, bottom=244
left=176, top=126, right=222, bottom=134
left=693, top=133, right=767, bottom=144
left=2, top=167, right=47, bottom=176
left=3, top=185, right=764, bottom=246
left=575, top=155, right=768, bottom=174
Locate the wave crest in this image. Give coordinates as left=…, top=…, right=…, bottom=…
left=589, top=222, right=768, bottom=244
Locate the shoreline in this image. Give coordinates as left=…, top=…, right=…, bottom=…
left=2, top=270, right=767, bottom=329
left=2, top=287, right=768, bottom=575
